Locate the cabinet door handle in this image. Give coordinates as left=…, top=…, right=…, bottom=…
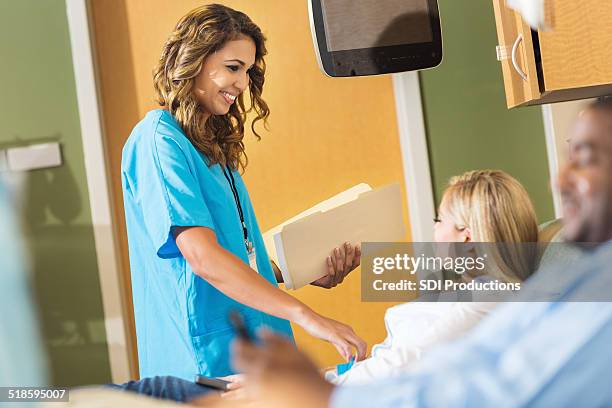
left=511, top=34, right=528, bottom=81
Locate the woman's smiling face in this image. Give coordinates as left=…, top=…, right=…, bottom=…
left=193, top=35, right=256, bottom=119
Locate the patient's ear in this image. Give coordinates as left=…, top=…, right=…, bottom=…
left=461, top=227, right=472, bottom=243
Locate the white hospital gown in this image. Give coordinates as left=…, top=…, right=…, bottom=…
left=327, top=302, right=498, bottom=385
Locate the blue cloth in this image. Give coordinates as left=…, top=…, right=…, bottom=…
left=108, top=376, right=212, bottom=403
left=121, top=110, right=293, bottom=380
left=331, top=244, right=612, bottom=408
left=336, top=357, right=355, bottom=376
left=0, top=179, right=48, bottom=393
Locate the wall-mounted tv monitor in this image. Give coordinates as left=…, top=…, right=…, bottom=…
left=308, top=0, right=443, bottom=77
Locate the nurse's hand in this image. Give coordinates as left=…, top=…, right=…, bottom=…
left=311, top=243, right=361, bottom=289
left=298, top=309, right=367, bottom=362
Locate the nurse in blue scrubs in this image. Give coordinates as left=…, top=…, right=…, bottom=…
left=121, top=4, right=366, bottom=381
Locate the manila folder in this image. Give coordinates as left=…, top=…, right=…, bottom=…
left=270, top=183, right=406, bottom=289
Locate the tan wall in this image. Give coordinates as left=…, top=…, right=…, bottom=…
left=91, top=0, right=410, bottom=369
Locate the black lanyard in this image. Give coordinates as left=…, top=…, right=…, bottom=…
left=222, top=165, right=249, bottom=246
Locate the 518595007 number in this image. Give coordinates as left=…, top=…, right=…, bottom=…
left=1, top=387, right=69, bottom=402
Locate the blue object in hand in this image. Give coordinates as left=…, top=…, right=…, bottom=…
left=336, top=356, right=355, bottom=376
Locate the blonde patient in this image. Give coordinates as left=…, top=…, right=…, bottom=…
left=324, top=169, right=539, bottom=385
left=219, top=169, right=540, bottom=394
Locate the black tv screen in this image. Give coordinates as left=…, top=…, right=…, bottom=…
left=309, top=0, right=443, bottom=77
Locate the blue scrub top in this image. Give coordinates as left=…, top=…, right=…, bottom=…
left=121, top=109, right=294, bottom=380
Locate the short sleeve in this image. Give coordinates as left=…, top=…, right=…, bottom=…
left=128, top=125, right=215, bottom=259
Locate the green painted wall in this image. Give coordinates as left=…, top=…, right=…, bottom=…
left=420, top=0, right=555, bottom=222
left=0, top=0, right=111, bottom=385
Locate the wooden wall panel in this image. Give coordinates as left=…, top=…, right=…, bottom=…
left=91, top=0, right=410, bottom=369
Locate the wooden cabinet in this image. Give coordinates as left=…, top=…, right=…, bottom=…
left=492, top=0, right=612, bottom=108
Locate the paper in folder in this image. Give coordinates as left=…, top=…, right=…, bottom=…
left=263, top=183, right=406, bottom=289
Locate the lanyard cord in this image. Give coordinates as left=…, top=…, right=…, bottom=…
left=223, top=165, right=248, bottom=243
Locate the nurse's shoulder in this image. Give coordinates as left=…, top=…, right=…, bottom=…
left=122, top=109, right=193, bottom=169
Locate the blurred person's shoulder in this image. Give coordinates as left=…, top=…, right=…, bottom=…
left=592, top=242, right=612, bottom=266
left=569, top=242, right=612, bottom=300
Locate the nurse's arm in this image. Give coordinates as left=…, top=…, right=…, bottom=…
left=174, top=226, right=302, bottom=321
left=173, top=226, right=367, bottom=361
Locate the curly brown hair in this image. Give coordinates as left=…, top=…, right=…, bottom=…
left=153, top=4, right=269, bottom=171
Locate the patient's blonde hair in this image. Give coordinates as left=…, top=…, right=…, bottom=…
left=441, top=170, right=539, bottom=282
